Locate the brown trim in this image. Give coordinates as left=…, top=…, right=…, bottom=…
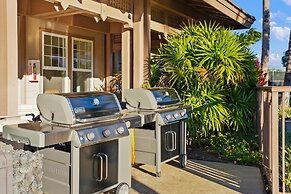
left=130, top=29, right=133, bottom=88
left=18, top=15, right=26, bottom=79
left=68, top=35, right=72, bottom=91
left=105, top=33, right=111, bottom=91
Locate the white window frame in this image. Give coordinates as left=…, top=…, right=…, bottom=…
left=72, top=37, right=94, bottom=91
left=42, top=32, right=69, bottom=92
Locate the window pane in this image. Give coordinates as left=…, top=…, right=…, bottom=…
left=58, top=38, right=64, bottom=47
left=80, top=41, right=85, bottom=50
left=73, top=71, right=92, bottom=92
left=52, top=47, right=58, bottom=56
left=73, top=59, right=78, bottom=68
left=73, top=40, right=79, bottom=50
left=43, top=70, right=66, bottom=93
left=86, top=60, right=91, bottom=69
left=73, top=50, right=77, bottom=58
left=59, top=48, right=63, bottom=57
left=52, top=57, right=58, bottom=67
left=44, top=35, right=51, bottom=45
left=52, top=36, right=58, bottom=46
left=59, top=57, right=64, bottom=67
left=44, top=46, right=51, bottom=55
left=63, top=58, right=66, bottom=68
left=80, top=51, right=85, bottom=59
left=44, top=56, right=51, bottom=67
left=80, top=59, right=86, bottom=69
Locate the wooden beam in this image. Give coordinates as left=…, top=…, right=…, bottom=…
left=152, top=0, right=207, bottom=22
left=44, top=0, right=133, bottom=28
left=202, top=0, right=254, bottom=28
left=150, top=20, right=180, bottom=34
left=72, top=14, right=110, bottom=33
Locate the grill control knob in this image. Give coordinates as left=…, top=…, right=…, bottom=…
left=173, top=113, right=180, bottom=119
left=102, top=129, right=111, bottom=137
left=86, top=132, right=95, bottom=141
left=166, top=114, right=172, bottom=121
left=116, top=126, right=125, bottom=134
left=180, top=111, right=186, bottom=117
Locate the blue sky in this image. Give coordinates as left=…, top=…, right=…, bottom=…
left=233, top=0, right=291, bottom=69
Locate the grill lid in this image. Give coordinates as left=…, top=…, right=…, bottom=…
left=124, top=88, right=182, bottom=110
left=37, top=92, right=122, bottom=125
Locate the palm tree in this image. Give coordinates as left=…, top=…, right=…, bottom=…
left=284, top=30, right=291, bottom=86
left=261, top=0, right=270, bottom=86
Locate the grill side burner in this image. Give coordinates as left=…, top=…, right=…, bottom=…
left=124, top=88, right=192, bottom=177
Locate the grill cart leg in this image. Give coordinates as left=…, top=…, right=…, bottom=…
left=180, top=154, right=187, bottom=168
left=180, top=121, right=187, bottom=168
left=156, top=123, right=162, bottom=177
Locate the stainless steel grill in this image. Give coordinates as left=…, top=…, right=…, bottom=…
left=124, top=88, right=192, bottom=177
left=3, top=91, right=142, bottom=194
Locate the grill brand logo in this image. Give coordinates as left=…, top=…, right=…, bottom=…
left=92, top=98, right=100, bottom=106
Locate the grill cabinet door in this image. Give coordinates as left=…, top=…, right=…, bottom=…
left=79, top=140, right=118, bottom=194
left=161, top=122, right=181, bottom=162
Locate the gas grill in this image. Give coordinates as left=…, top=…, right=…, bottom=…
left=124, top=88, right=192, bottom=177
left=3, top=92, right=142, bottom=194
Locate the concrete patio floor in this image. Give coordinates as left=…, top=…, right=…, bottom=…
left=131, top=159, right=265, bottom=194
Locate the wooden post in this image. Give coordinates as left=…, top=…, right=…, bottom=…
left=133, top=0, right=151, bottom=88
left=0, top=0, right=18, bottom=116
left=271, top=91, right=279, bottom=193
left=121, top=27, right=131, bottom=100
left=133, top=0, right=145, bottom=88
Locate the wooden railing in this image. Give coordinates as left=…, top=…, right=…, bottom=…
left=257, top=86, right=291, bottom=194
left=94, top=0, right=133, bottom=13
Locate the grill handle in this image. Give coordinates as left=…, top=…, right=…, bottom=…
left=172, top=131, right=177, bottom=151
left=93, top=154, right=103, bottom=182
left=99, top=153, right=108, bottom=180
left=165, top=131, right=176, bottom=152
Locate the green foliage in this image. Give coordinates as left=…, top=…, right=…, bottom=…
left=285, top=146, right=291, bottom=192
left=280, top=132, right=291, bottom=191
left=150, top=21, right=260, bottom=136
left=109, top=72, right=122, bottom=99
left=207, top=131, right=261, bottom=165
left=279, top=107, right=291, bottom=119
left=236, top=28, right=262, bottom=47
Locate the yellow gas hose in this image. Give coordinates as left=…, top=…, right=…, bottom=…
left=131, top=128, right=135, bottom=165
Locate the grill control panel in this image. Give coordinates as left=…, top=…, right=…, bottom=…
left=159, top=109, right=188, bottom=124
left=77, top=122, right=129, bottom=145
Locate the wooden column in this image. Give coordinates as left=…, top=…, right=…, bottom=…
left=143, top=0, right=151, bottom=82
left=105, top=33, right=112, bottom=91
left=121, top=28, right=131, bottom=100
left=0, top=0, right=18, bottom=116
left=133, top=0, right=151, bottom=88
left=133, top=0, right=145, bottom=88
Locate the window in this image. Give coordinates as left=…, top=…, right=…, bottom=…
left=42, top=32, right=68, bottom=93
left=72, top=38, right=93, bottom=92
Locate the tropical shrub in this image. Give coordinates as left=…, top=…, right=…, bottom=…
left=208, top=131, right=261, bottom=165
left=150, top=21, right=260, bottom=137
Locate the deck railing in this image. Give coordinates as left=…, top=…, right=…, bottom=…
left=257, top=86, right=291, bottom=194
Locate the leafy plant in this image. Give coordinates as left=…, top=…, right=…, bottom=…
left=279, top=107, right=291, bottom=119
left=207, top=131, right=261, bottom=165
left=150, top=21, right=261, bottom=137
left=109, top=72, right=122, bottom=100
